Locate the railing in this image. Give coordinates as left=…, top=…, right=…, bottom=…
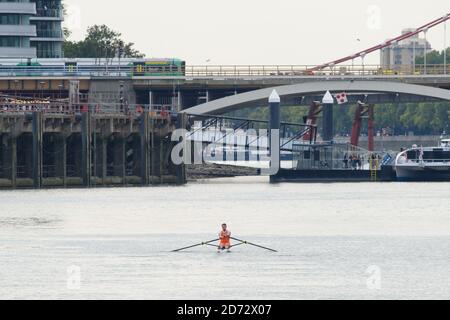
left=402, top=158, right=450, bottom=163
left=0, top=166, right=30, bottom=179
left=293, top=142, right=390, bottom=171
left=35, top=30, right=64, bottom=38
left=35, top=8, right=63, bottom=18
left=66, top=165, right=78, bottom=178
left=0, top=102, right=176, bottom=118
left=185, top=64, right=450, bottom=77
left=0, top=65, right=129, bottom=77
left=0, top=64, right=449, bottom=78
left=105, top=165, right=136, bottom=177
left=34, top=50, right=63, bottom=59
left=42, top=165, right=57, bottom=179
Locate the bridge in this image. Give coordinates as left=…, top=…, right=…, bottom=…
left=182, top=81, right=450, bottom=115
left=1, top=12, right=449, bottom=110
left=1, top=13, right=450, bottom=189
left=0, top=68, right=449, bottom=114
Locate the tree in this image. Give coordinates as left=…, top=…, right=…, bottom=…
left=415, top=48, right=450, bottom=65
left=63, top=25, right=145, bottom=58
left=397, top=102, right=450, bottom=135
left=228, top=101, right=449, bottom=137
left=61, top=2, right=71, bottom=40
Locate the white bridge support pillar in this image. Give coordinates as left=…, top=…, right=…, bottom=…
left=269, top=90, right=281, bottom=183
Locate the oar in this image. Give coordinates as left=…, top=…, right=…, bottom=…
left=172, top=238, right=219, bottom=252
left=231, top=237, right=278, bottom=252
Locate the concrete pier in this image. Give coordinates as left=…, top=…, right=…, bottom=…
left=0, top=111, right=183, bottom=189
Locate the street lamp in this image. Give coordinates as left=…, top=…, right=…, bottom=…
left=412, top=37, right=416, bottom=74
left=117, top=41, right=124, bottom=74
left=423, top=28, right=429, bottom=75
left=13, top=80, right=20, bottom=98
left=57, top=84, right=64, bottom=112
left=444, top=14, right=448, bottom=74
left=58, top=84, right=64, bottom=100
left=329, top=63, right=335, bottom=75
left=360, top=52, right=366, bottom=75
left=205, top=59, right=211, bottom=76
left=39, top=81, right=46, bottom=99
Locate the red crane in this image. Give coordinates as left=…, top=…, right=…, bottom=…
left=303, top=101, right=321, bottom=142
left=350, top=102, right=375, bottom=151
left=309, top=13, right=450, bottom=72
left=304, top=14, right=450, bottom=149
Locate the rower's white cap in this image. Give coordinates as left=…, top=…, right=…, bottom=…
left=269, top=89, right=280, bottom=103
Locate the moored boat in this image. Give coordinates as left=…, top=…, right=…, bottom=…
left=395, top=139, right=450, bottom=181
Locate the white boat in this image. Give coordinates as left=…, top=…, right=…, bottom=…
left=395, top=139, right=450, bottom=181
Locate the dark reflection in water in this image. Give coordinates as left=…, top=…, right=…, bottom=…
left=0, top=217, right=60, bottom=227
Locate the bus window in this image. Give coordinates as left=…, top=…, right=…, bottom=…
left=65, top=62, right=77, bottom=73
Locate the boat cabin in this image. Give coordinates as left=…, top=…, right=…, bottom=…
left=441, top=139, right=450, bottom=148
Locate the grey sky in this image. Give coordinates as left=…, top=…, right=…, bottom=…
left=64, top=0, right=449, bottom=65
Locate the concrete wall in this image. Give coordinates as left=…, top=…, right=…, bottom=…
left=88, top=80, right=136, bottom=107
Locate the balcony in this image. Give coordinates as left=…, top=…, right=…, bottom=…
left=0, top=25, right=36, bottom=37
left=0, top=47, right=36, bottom=58
left=35, top=29, right=64, bottom=39
left=0, top=2, right=36, bottom=15
left=35, top=49, right=62, bottom=58
left=30, top=8, right=63, bottom=20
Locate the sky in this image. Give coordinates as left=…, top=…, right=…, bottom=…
left=63, top=0, right=450, bottom=65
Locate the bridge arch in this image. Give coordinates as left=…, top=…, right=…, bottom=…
left=182, top=80, right=450, bottom=115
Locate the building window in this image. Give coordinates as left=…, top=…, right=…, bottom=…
left=31, top=41, right=62, bottom=58
left=33, top=0, right=62, bottom=18
left=0, top=36, right=21, bottom=47
left=0, top=14, right=21, bottom=25
left=31, top=20, right=62, bottom=38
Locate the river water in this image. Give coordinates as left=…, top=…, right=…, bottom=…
left=1, top=177, right=449, bottom=300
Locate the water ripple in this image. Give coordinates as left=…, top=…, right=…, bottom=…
left=0, top=217, right=60, bottom=228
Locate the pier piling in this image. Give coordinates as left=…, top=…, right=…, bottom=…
left=32, top=112, right=43, bottom=189
left=0, top=110, right=183, bottom=189
left=81, top=112, right=92, bottom=187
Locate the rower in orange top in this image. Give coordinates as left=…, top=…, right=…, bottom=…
left=218, top=223, right=231, bottom=252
